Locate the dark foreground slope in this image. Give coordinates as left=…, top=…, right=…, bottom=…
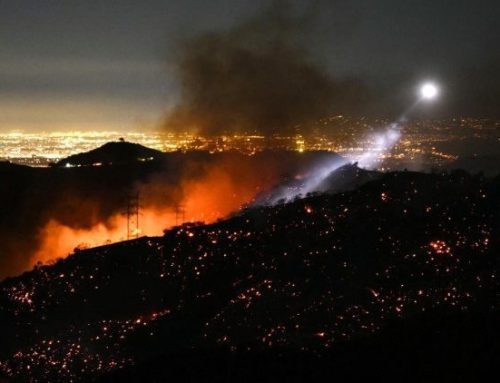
left=1, top=170, right=500, bottom=382
left=102, top=310, right=500, bottom=382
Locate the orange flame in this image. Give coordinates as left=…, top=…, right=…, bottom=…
left=30, top=162, right=272, bottom=269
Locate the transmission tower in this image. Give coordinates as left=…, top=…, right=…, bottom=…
left=126, top=192, right=140, bottom=240
left=174, top=203, right=186, bottom=226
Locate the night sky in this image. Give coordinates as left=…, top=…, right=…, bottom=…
left=1, top=0, right=499, bottom=132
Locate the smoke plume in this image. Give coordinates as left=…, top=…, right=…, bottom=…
left=164, top=2, right=368, bottom=135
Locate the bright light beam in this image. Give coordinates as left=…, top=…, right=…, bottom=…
left=420, top=82, right=439, bottom=100
left=357, top=124, right=401, bottom=169
left=260, top=80, right=442, bottom=205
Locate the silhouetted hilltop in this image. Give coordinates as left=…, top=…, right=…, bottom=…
left=0, top=161, right=31, bottom=172
left=1, top=169, right=499, bottom=382
left=315, top=162, right=381, bottom=193
left=56, top=141, right=165, bottom=167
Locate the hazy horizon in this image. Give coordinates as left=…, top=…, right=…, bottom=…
left=1, top=0, right=499, bottom=133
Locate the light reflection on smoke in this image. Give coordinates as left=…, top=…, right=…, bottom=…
left=288, top=158, right=348, bottom=198
left=257, top=156, right=348, bottom=205
left=259, top=123, right=402, bottom=205
left=355, top=123, right=401, bottom=169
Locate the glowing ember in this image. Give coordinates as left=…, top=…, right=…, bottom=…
left=428, top=240, right=451, bottom=255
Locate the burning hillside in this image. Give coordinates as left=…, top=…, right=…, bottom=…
left=0, top=145, right=345, bottom=279
left=0, top=169, right=499, bottom=382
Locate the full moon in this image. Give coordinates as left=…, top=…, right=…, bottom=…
left=420, top=83, right=439, bottom=100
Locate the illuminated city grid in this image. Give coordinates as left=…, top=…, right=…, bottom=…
left=1, top=117, right=499, bottom=169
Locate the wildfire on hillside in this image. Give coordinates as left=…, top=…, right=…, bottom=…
left=30, top=163, right=273, bottom=268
